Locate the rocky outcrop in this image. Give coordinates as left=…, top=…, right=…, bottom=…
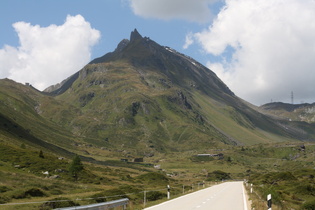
left=130, top=29, right=142, bottom=42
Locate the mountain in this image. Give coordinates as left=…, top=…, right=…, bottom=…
left=2, top=29, right=315, bottom=159
left=260, top=102, right=315, bottom=123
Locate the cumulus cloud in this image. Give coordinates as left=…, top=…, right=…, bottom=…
left=0, top=15, right=100, bottom=90
left=128, top=0, right=219, bottom=22
left=183, top=32, right=194, bottom=49
left=192, top=0, right=315, bottom=105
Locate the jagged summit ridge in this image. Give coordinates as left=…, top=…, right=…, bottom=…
left=130, top=28, right=142, bottom=42
left=47, top=29, right=234, bottom=99
left=115, top=29, right=144, bottom=53
left=115, top=29, right=142, bottom=52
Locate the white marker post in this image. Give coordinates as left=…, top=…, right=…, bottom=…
left=267, top=194, right=272, bottom=210
left=144, top=191, right=146, bottom=208
left=167, top=185, right=170, bottom=199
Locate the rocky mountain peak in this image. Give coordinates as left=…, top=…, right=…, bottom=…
left=130, top=28, right=142, bottom=42
left=52, top=29, right=235, bottom=98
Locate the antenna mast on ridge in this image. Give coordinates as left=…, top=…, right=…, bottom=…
left=291, top=91, right=294, bottom=104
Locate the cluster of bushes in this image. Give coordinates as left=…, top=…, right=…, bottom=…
left=90, top=184, right=166, bottom=206
left=87, top=172, right=172, bottom=206
left=0, top=185, right=11, bottom=204
left=206, top=170, right=231, bottom=181
left=249, top=169, right=315, bottom=208
left=39, top=197, right=79, bottom=210
left=37, top=184, right=168, bottom=209
left=301, top=199, right=315, bottom=210
left=0, top=187, right=47, bottom=204
left=0, top=144, right=115, bottom=206
left=0, top=144, right=68, bottom=176
left=1, top=142, right=110, bottom=184
left=136, top=172, right=169, bottom=186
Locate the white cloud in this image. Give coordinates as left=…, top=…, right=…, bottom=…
left=0, top=15, right=100, bottom=90
left=193, top=0, right=315, bottom=105
left=183, top=32, right=194, bottom=49
left=128, top=0, right=219, bottom=22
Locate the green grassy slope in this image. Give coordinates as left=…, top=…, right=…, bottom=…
left=51, top=61, right=228, bottom=152
left=192, top=92, right=299, bottom=145
left=0, top=79, right=79, bottom=152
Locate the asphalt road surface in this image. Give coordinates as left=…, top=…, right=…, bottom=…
left=145, top=181, right=248, bottom=210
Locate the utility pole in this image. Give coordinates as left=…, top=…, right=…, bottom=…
left=291, top=91, right=294, bottom=104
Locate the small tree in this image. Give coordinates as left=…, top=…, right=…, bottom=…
left=69, top=155, right=84, bottom=180
left=39, top=150, right=44, bottom=158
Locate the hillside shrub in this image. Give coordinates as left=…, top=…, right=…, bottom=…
left=11, top=188, right=47, bottom=199
left=250, top=171, right=296, bottom=185
left=91, top=188, right=127, bottom=203
left=39, top=150, right=44, bottom=158
left=136, top=172, right=169, bottom=185
left=146, top=191, right=166, bottom=201
left=272, top=171, right=296, bottom=182
left=295, top=184, right=315, bottom=196
left=69, top=155, right=84, bottom=180
left=206, top=170, right=231, bottom=181
left=39, top=197, right=78, bottom=209
left=301, top=199, right=315, bottom=210
left=0, top=185, right=10, bottom=193
left=118, top=185, right=142, bottom=195
left=0, top=195, right=11, bottom=204
left=259, top=186, right=283, bottom=206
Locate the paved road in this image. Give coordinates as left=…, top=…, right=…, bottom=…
left=145, top=181, right=247, bottom=210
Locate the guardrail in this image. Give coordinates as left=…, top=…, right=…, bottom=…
left=55, top=198, right=129, bottom=210
left=0, top=183, right=216, bottom=209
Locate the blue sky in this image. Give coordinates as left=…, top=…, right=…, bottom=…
left=1, top=0, right=315, bottom=105
left=1, top=0, right=216, bottom=63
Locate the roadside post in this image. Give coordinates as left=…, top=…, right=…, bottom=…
left=267, top=194, right=272, bottom=210
left=144, top=190, right=146, bottom=208
left=167, top=185, right=170, bottom=199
